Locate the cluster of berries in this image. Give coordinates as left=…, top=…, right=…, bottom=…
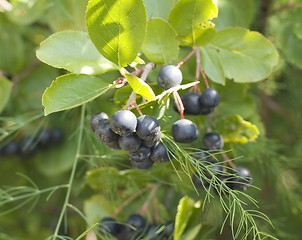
left=99, top=214, right=174, bottom=240
left=192, top=133, right=252, bottom=193
left=91, top=110, right=171, bottom=170
left=175, top=88, right=220, bottom=115
left=0, top=128, right=64, bottom=157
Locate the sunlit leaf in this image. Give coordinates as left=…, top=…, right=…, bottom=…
left=125, top=74, right=155, bottom=101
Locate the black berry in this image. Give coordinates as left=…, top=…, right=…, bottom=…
left=129, top=145, right=151, bottom=162
left=36, top=129, right=52, bottom=149
left=150, top=142, right=170, bottom=163
left=142, top=131, right=161, bottom=148
left=2, top=141, right=19, bottom=156
left=95, top=120, right=119, bottom=143
left=99, top=217, right=122, bottom=237
left=127, top=214, right=146, bottom=230
left=200, top=106, right=214, bottom=115
left=203, top=132, right=224, bottom=150
left=19, top=137, right=36, bottom=156
left=50, top=128, right=64, bottom=144
left=229, top=167, right=252, bottom=190
left=118, top=133, right=141, bottom=152
left=131, top=158, right=154, bottom=170
left=136, top=115, right=161, bottom=140
left=110, top=110, right=137, bottom=136
left=105, top=139, right=121, bottom=150
left=157, top=65, right=182, bottom=90
left=199, top=88, right=220, bottom=108
left=192, top=172, right=210, bottom=189
left=90, top=112, right=109, bottom=131
left=172, top=119, right=198, bottom=143
left=181, top=92, right=202, bottom=115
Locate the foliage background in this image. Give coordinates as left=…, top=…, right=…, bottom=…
left=0, top=0, right=302, bottom=239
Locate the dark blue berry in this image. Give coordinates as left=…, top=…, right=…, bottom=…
left=131, top=158, right=154, bottom=170
left=129, top=145, right=151, bottom=162
left=110, top=110, right=137, bottom=136
left=172, top=119, right=198, bottom=143
left=157, top=65, right=182, bottom=90
left=95, top=120, right=119, bottom=143
left=118, top=133, right=141, bottom=152
left=136, top=115, right=161, bottom=140
left=150, top=142, right=170, bottom=163
left=99, top=217, right=123, bottom=237
left=203, top=132, right=224, bottom=150
left=199, top=88, right=220, bottom=108
left=90, top=112, right=109, bottom=131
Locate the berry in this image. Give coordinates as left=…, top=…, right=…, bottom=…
left=90, top=112, right=109, bottom=131
left=181, top=92, right=202, bottom=115
left=193, top=150, right=211, bottom=162
left=136, top=115, right=161, bottom=140
left=131, top=158, right=154, bottom=170
left=192, top=172, right=210, bottom=189
left=200, top=106, right=214, bottom=115
left=203, top=132, right=224, bottom=150
left=99, top=217, right=122, bottom=237
left=118, top=133, right=141, bottom=152
left=172, top=119, right=198, bottom=143
left=2, top=141, right=19, bottom=156
left=95, top=120, right=119, bottom=143
left=142, top=131, right=161, bottom=148
left=110, top=110, right=137, bottom=136
left=127, top=214, right=146, bottom=230
left=129, top=145, right=151, bottom=162
left=199, top=88, right=220, bottom=108
left=150, top=142, right=170, bottom=163
left=229, top=167, right=252, bottom=190
left=19, top=137, right=36, bottom=156
left=36, top=129, right=52, bottom=149
left=105, top=139, right=121, bottom=150
left=145, top=224, right=164, bottom=240
left=50, top=128, right=64, bottom=144
left=157, top=65, right=182, bottom=90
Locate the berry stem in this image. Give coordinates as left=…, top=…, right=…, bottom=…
left=176, top=48, right=198, bottom=68
left=194, top=48, right=202, bottom=92
left=112, top=185, right=153, bottom=218
left=222, top=152, right=236, bottom=169
left=173, top=91, right=185, bottom=119
left=138, top=183, right=161, bottom=216
left=134, top=102, right=143, bottom=116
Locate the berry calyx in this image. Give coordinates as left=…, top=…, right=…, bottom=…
left=129, top=145, right=151, bottom=162
left=172, top=119, right=198, bottom=143
left=202, top=132, right=224, bottom=150
left=199, top=88, right=220, bottom=108
left=95, top=120, right=119, bottom=143
left=157, top=65, right=183, bottom=90
left=110, top=110, right=137, bottom=136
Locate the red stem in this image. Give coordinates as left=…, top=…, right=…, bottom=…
left=173, top=91, right=185, bottom=119
left=176, top=48, right=198, bottom=68
left=134, top=102, right=143, bottom=116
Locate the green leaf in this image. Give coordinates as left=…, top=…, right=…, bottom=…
left=206, top=27, right=279, bottom=83
left=86, top=167, right=128, bottom=190
left=199, top=47, right=225, bottom=85
left=217, top=115, right=260, bottom=144
left=46, top=0, right=88, bottom=32
left=174, top=196, right=195, bottom=240
left=213, top=0, right=255, bottom=30
left=86, top=0, right=147, bottom=67
left=169, top=0, right=218, bottom=46
left=125, top=74, right=155, bottom=101
left=42, top=74, right=115, bottom=115
left=0, top=77, right=13, bottom=113
left=180, top=224, right=203, bottom=240
left=142, top=18, right=179, bottom=64
left=143, top=0, right=177, bottom=20
left=36, top=30, right=118, bottom=75
left=7, top=0, right=50, bottom=25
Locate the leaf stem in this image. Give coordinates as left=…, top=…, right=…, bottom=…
left=52, top=104, right=86, bottom=240
left=222, top=152, right=236, bottom=169
left=138, top=183, right=161, bottom=216
left=176, top=48, right=198, bottom=68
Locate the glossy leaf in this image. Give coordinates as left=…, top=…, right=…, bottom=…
left=205, top=27, right=279, bottom=83
left=42, top=74, right=114, bottom=115
left=217, top=115, right=260, bottom=144
left=0, top=77, right=13, bottom=113
left=125, top=74, right=155, bottom=101
left=86, top=0, right=147, bottom=67
left=142, top=18, right=179, bottom=64
left=213, top=0, right=255, bottom=30
left=174, top=196, right=195, bottom=240
left=169, top=0, right=218, bottom=46
left=199, top=47, right=225, bottom=84
left=36, top=30, right=118, bottom=75
left=143, top=0, right=177, bottom=20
